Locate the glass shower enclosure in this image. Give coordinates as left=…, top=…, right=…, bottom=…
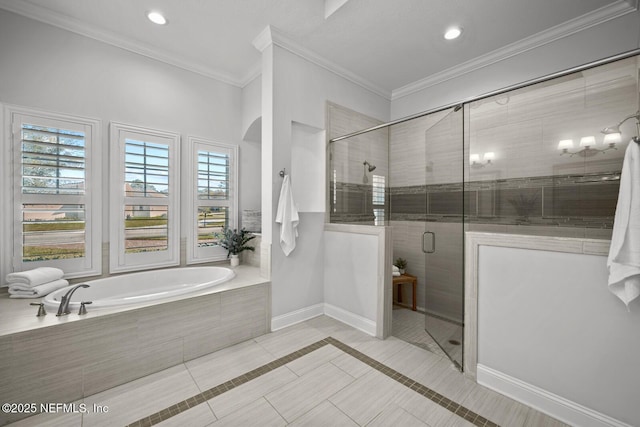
left=328, top=54, right=640, bottom=372
left=328, top=102, right=466, bottom=369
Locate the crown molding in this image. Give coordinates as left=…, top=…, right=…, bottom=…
left=252, top=25, right=391, bottom=100
left=240, top=64, right=263, bottom=88
left=252, top=25, right=273, bottom=53
left=392, top=0, right=638, bottom=100
left=0, top=0, right=246, bottom=87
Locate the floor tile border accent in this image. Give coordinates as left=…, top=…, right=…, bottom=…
left=126, top=337, right=499, bottom=427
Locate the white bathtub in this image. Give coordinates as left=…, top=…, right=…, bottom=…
left=43, top=266, right=235, bottom=311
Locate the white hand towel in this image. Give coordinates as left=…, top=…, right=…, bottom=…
left=275, top=175, right=299, bottom=256
left=8, top=279, right=69, bottom=298
left=393, top=272, right=401, bottom=277
left=6, top=267, right=64, bottom=287
left=607, top=141, right=640, bottom=308
left=392, top=265, right=400, bottom=273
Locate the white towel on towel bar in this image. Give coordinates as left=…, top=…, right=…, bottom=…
left=8, top=279, right=69, bottom=298
left=276, top=175, right=299, bottom=256
left=607, top=141, right=640, bottom=308
left=5, top=267, right=64, bottom=287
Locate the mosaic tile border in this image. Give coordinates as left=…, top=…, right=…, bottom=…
left=126, top=337, right=499, bottom=427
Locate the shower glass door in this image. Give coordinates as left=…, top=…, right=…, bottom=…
left=423, top=105, right=465, bottom=369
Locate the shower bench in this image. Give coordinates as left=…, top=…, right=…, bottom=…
left=393, top=273, right=417, bottom=311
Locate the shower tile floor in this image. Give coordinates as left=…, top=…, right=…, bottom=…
left=8, top=316, right=567, bottom=427
left=392, top=306, right=463, bottom=364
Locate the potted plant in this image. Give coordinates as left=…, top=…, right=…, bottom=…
left=394, top=257, right=407, bottom=275
left=219, top=227, right=256, bottom=266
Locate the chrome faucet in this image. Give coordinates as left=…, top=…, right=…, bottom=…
left=56, top=284, right=90, bottom=316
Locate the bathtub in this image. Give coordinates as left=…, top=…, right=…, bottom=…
left=2, top=265, right=269, bottom=425
left=43, top=266, right=235, bottom=311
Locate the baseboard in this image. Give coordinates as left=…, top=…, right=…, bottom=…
left=271, top=303, right=377, bottom=337
left=271, top=303, right=324, bottom=331
left=477, top=364, right=633, bottom=427
left=324, top=303, right=376, bottom=336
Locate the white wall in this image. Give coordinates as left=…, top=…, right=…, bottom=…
left=0, top=9, right=254, bottom=277
left=242, top=75, right=262, bottom=141
left=240, top=74, right=263, bottom=215
left=391, top=8, right=640, bottom=119
left=324, top=230, right=378, bottom=330
left=478, top=245, right=640, bottom=427
left=261, top=38, right=390, bottom=323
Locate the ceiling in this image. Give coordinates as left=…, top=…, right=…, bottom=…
left=0, top=0, right=634, bottom=98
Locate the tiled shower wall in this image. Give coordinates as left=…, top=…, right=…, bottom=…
left=327, top=102, right=389, bottom=223
left=465, top=56, right=639, bottom=238
left=328, top=55, right=640, bottom=318
left=331, top=56, right=639, bottom=232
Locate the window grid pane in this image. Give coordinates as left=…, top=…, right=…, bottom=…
left=124, top=206, right=168, bottom=253
left=197, top=206, right=229, bottom=247
left=21, top=124, right=86, bottom=195
left=372, top=175, right=385, bottom=205
left=197, top=150, right=229, bottom=200
left=22, top=204, right=86, bottom=261
left=125, top=139, right=169, bottom=197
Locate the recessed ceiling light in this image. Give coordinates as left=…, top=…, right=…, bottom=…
left=444, top=26, right=462, bottom=40
left=147, top=11, right=167, bottom=25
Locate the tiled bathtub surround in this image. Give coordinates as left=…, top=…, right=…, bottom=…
left=0, top=273, right=270, bottom=425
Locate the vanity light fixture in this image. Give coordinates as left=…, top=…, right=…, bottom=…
left=558, top=135, right=617, bottom=157
left=601, top=110, right=640, bottom=143
left=147, top=11, right=167, bottom=25
left=444, top=26, right=463, bottom=40
left=470, top=152, right=494, bottom=168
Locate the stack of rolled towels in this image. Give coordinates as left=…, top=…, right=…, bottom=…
left=4, top=267, right=69, bottom=299
left=393, top=265, right=401, bottom=277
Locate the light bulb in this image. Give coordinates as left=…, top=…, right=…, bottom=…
left=147, top=11, right=167, bottom=25
left=557, top=140, right=574, bottom=150
left=579, top=136, right=596, bottom=148
left=444, top=27, right=462, bottom=40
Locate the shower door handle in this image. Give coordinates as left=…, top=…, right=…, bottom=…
left=422, top=231, right=435, bottom=253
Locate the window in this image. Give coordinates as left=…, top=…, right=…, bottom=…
left=372, top=174, right=385, bottom=225
left=5, top=106, right=101, bottom=278
left=110, top=123, right=180, bottom=273
left=185, top=137, right=238, bottom=264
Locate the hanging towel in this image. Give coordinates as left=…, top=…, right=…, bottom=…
left=275, top=175, right=299, bottom=256
left=607, top=140, right=640, bottom=309
left=8, top=279, right=69, bottom=298
left=5, top=267, right=65, bottom=287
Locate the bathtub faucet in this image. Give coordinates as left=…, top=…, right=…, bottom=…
left=56, top=284, right=90, bottom=316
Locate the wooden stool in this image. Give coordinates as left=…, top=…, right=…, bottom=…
left=393, top=273, right=417, bottom=311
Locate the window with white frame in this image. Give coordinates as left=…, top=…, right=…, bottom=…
left=185, top=137, right=237, bottom=264
left=110, top=123, right=180, bottom=273
left=6, top=106, right=101, bottom=278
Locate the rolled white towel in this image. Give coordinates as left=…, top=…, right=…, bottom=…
left=8, top=279, right=69, bottom=298
left=392, top=265, right=400, bottom=272
left=6, top=267, right=64, bottom=287
left=393, top=271, right=401, bottom=277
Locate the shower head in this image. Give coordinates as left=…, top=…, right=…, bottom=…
left=363, top=160, right=376, bottom=172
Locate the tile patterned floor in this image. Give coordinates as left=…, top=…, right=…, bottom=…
left=7, top=316, right=568, bottom=427
left=392, top=307, right=463, bottom=363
